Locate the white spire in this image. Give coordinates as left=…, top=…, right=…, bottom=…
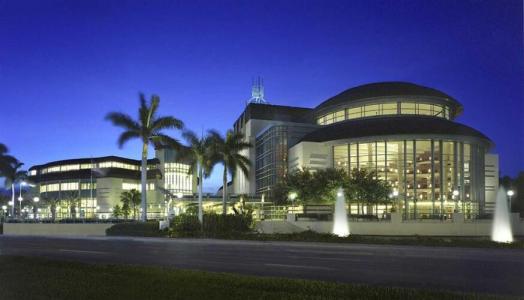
left=247, top=76, right=268, bottom=104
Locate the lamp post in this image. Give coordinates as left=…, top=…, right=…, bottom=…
left=507, top=190, right=514, bottom=212
left=33, top=197, right=40, bottom=220
left=452, top=190, right=459, bottom=213
left=1, top=205, right=6, bottom=221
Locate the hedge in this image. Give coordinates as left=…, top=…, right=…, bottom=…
left=171, top=214, right=253, bottom=237
left=106, top=221, right=167, bottom=237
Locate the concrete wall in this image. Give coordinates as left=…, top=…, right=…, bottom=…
left=3, top=223, right=113, bottom=236
left=256, top=213, right=524, bottom=236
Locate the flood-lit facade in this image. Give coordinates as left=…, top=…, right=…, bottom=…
left=28, top=149, right=196, bottom=219
left=233, top=81, right=498, bottom=218
left=333, top=140, right=486, bottom=219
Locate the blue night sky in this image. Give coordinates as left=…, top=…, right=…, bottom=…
left=1, top=0, right=523, bottom=192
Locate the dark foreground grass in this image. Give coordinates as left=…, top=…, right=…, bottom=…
left=0, top=256, right=512, bottom=300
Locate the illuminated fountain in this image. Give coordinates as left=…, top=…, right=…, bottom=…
left=491, top=188, right=513, bottom=243
left=332, top=188, right=350, bottom=237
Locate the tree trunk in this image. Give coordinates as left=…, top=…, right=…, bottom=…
left=11, top=184, right=15, bottom=218
left=198, top=162, right=204, bottom=224
left=140, top=143, right=148, bottom=222
left=222, top=165, right=227, bottom=215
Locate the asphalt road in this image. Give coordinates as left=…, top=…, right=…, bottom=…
left=0, top=235, right=523, bottom=296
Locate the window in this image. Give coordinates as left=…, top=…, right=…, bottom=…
left=317, top=101, right=451, bottom=125
left=60, top=182, right=79, bottom=191
left=382, top=103, right=397, bottom=115
left=401, top=102, right=416, bottom=114
left=122, top=182, right=155, bottom=190
left=347, top=107, right=362, bottom=120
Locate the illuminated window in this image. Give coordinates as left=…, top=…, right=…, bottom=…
left=347, top=107, right=362, bottom=120
left=60, top=182, right=79, bottom=191
left=363, top=104, right=380, bottom=117
left=29, top=170, right=37, bottom=176
left=400, top=102, right=416, bottom=114
left=122, top=182, right=155, bottom=190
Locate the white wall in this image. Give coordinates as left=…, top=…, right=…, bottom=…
left=3, top=223, right=113, bottom=236
left=256, top=213, right=524, bottom=236
left=288, top=141, right=332, bottom=172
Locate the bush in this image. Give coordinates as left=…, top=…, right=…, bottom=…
left=106, top=221, right=167, bottom=237
left=170, top=215, right=201, bottom=237
left=170, top=213, right=253, bottom=237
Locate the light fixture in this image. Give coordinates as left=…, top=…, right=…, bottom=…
left=17, top=196, right=23, bottom=202
left=1, top=205, right=6, bottom=210
left=176, top=192, right=183, bottom=199
left=507, top=190, right=514, bottom=197
left=33, top=197, right=40, bottom=203
left=289, top=192, right=297, bottom=200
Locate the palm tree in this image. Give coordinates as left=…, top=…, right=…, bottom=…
left=120, top=189, right=141, bottom=220
left=3, top=162, right=26, bottom=218
left=0, top=143, right=17, bottom=174
left=208, top=130, right=252, bottom=215
left=106, top=94, right=184, bottom=221
left=177, top=130, right=216, bottom=223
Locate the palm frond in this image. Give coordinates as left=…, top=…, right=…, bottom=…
left=151, top=116, right=184, bottom=132
left=150, top=134, right=183, bottom=151
left=105, top=112, right=140, bottom=131
left=117, top=131, right=140, bottom=148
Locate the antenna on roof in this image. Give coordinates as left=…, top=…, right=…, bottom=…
left=247, top=76, right=268, bottom=105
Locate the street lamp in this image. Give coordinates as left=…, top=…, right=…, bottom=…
left=17, top=196, right=23, bottom=217
left=452, top=190, right=459, bottom=212
left=1, top=205, right=6, bottom=220
left=33, top=197, right=40, bottom=219
left=507, top=190, right=514, bottom=211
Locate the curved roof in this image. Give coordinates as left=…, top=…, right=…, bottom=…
left=315, top=82, right=462, bottom=112
left=300, top=116, right=492, bottom=145
left=28, top=156, right=159, bottom=170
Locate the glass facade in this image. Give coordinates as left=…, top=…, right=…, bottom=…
left=317, top=101, right=451, bottom=125
left=255, top=126, right=288, bottom=196
left=333, top=139, right=485, bottom=219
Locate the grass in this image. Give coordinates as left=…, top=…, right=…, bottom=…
left=0, top=256, right=512, bottom=300
left=168, top=230, right=524, bottom=249
left=229, top=231, right=524, bottom=248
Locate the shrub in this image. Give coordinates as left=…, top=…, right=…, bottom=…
left=106, top=221, right=167, bottom=237
left=170, top=213, right=253, bottom=237
left=170, top=214, right=201, bottom=237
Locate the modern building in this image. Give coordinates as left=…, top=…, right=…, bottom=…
left=28, top=149, right=196, bottom=219
left=232, top=81, right=498, bottom=218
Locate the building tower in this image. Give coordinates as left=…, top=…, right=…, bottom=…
left=247, top=77, right=268, bottom=104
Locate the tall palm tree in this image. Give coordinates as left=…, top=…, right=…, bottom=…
left=208, top=130, right=252, bottom=215
left=177, top=130, right=216, bottom=223
left=0, top=143, right=18, bottom=177
left=3, top=162, right=26, bottom=218
left=106, top=94, right=184, bottom=221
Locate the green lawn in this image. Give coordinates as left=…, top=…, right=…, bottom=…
left=0, top=256, right=512, bottom=300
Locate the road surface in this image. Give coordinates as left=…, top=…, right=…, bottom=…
left=0, top=235, right=522, bottom=296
